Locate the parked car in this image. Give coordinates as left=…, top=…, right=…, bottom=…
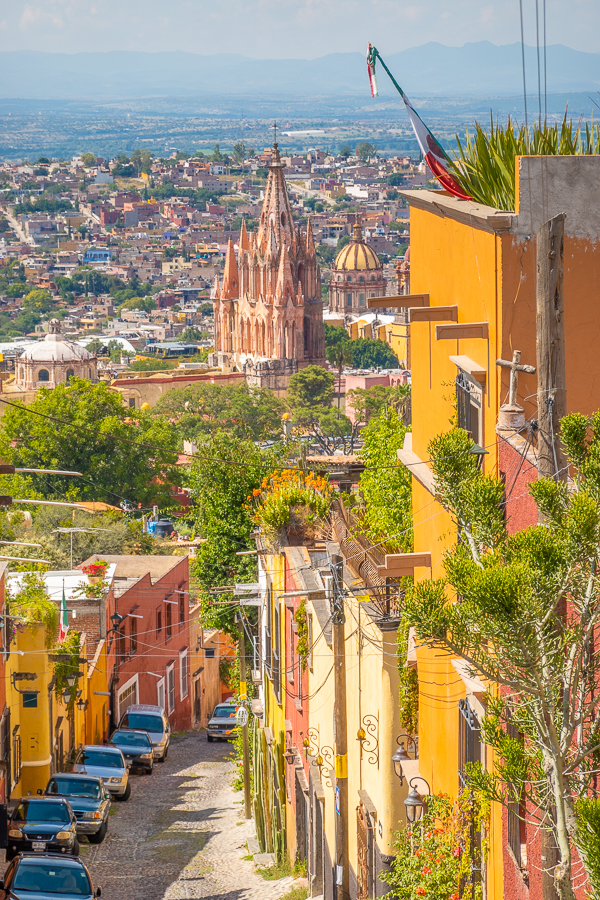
left=118, top=704, right=171, bottom=761
left=0, top=852, right=101, bottom=900
left=73, top=745, right=130, bottom=801
left=43, top=773, right=111, bottom=844
left=207, top=702, right=238, bottom=742
left=6, top=798, right=79, bottom=861
left=109, top=729, right=154, bottom=774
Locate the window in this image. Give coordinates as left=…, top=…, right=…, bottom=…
left=118, top=676, right=138, bottom=719
left=156, top=609, right=162, bottom=636
left=38, top=369, right=49, bottom=382
left=12, top=727, right=21, bottom=788
left=265, top=587, right=272, bottom=676
left=179, top=649, right=189, bottom=699
left=346, top=293, right=352, bottom=306
left=456, top=373, right=482, bottom=445
left=117, top=628, right=126, bottom=661
left=22, top=692, right=37, bottom=708
left=128, top=398, right=136, bottom=408
left=359, top=293, right=365, bottom=306
left=156, top=677, right=165, bottom=711
left=273, top=602, right=281, bottom=704
left=66, top=368, right=74, bottom=383
left=166, top=664, right=175, bottom=714
left=204, top=647, right=215, bottom=659
left=458, top=699, right=482, bottom=889
left=165, top=603, right=172, bottom=640
left=130, top=618, right=137, bottom=654
left=359, top=275, right=365, bottom=283
left=179, top=591, right=185, bottom=628
left=307, top=614, right=313, bottom=671
left=288, top=611, right=295, bottom=684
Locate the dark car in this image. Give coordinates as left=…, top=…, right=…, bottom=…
left=118, top=704, right=170, bottom=761
left=207, top=702, right=238, bottom=742
left=109, top=729, right=154, bottom=773
left=43, top=774, right=111, bottom=844
left=0, top=852, right=101, bottom=900
left=6, top=798, right=79, bottom=862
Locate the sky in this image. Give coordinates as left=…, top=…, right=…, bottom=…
left=0, top=0, right=598, bottom=57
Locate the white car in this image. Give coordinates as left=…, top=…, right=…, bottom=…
left=73, top=746, right=130, bottom=801
left=207, top=703, right=239, bottom=743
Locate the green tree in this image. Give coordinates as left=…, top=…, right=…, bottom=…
left=326, top=341, right=353, bottom=410
left=339, top=143, right=352, bottom=159
left=128, top=358, right=177, bottom=372
left=232, top=142, right=245, bottom=164
left=0, top=379, right=180, bottom=507
left=387, top=172, right=405, bottom=186
left=358, top=409, right=412, bottom=552
left=153, top=382, right=285, bottom=442
left=190, top=433, right=280, bottom=635
left=347, top=383, right=410, bottom=426
left=405, top=419, right=600, bottom=900
left=355, top=142, right=377, bottom=164
left=180, top=326, right=204, bottom=342
left=350, top=337, right=399, bottom=369
left=287, top=366, right=334, bottom=410
left=118, top=296, right=156, bottom=314
left=80, top=153, right=97, bottom=168
left=23, top=289, right=53, bottom=314
left=292, top=407, right=358, bottom=455
left=211, top=143, right=223, bottom=162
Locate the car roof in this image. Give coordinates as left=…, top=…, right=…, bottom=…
left=215, top=702, right=237, bottom=708
left=16, top=854, right=87, bottom=868
left=111, top=729, right=149, bottom=737
left=121, top=704, right=164, bottom=714
left=17, top=797, right=70, bottom=805
left=50, top=773, right=102, bottom=783
left=81, top=744, right=122, bottom=753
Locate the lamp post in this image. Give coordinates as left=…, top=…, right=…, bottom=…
left=402, top=777, right=431, bottom=824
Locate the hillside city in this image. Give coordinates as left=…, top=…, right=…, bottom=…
left=0, top=21, right=599, bottom=900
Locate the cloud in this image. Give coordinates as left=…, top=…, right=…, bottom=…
left=19, top=4, right=64, bottom=30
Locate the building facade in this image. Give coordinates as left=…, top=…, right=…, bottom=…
left=210, top=142, right=325, bottom=392
left=16, top=319, right=97, bottom=391
left=328, top=223, right=387, bottom=316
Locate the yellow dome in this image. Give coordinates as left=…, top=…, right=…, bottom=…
left=334, top=223, right=381, bottom=272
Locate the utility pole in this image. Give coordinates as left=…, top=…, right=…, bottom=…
left=536, top=213, right=567, bottom=483
left=330, top=554, right=349, bottom=900
left=237, top=614, right=252, bottom=820
left=536, top=214, right=565, bottom=900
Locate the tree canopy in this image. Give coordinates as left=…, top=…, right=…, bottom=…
left=153, top=381, right=285, bottom=442
left=287, top=366, right=334, bottom=410
left=0, top=379, right=181, bottom=508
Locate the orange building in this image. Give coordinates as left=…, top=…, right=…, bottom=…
left=394, top=155, right=600, bottom=900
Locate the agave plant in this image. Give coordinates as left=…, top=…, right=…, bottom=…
left=446, top=112, right=600, bottom=212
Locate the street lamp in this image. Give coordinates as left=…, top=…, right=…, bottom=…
left=403, top=777, right=431, bottom=824
left=392, top=745, right=411, bottom=784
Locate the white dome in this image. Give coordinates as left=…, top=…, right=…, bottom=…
left=19, top=322, right=93, bottom=364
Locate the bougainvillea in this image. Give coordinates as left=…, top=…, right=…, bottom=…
left=249, top=469, right=332, bottom=537
left=383, top=792, right=486, bottom=900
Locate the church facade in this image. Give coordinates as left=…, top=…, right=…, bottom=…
left=210, top=143, right=325, bottom=391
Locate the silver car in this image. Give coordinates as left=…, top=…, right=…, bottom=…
left=118, top=704, right=170, bottom=761
left=73, top=746, right=130, bottom=801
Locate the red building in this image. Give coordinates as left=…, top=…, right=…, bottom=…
left=83, top=555, right=192, bottom=734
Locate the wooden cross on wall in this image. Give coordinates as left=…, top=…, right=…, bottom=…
left=496, top=350, right=536, bottom=406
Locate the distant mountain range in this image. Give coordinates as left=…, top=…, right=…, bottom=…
left=1, top=42, right=599, bottom=100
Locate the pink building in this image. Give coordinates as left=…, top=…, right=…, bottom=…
left=344, top=371, right=409, bottom=423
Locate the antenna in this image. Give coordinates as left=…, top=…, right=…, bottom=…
left=272, top=120, right=278, bottom=146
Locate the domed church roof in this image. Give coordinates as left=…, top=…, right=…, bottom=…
left=20, top=320, right=93, bottom=363
left=334, top=223, right=382, bottom=272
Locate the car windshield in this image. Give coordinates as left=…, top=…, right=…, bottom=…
left=111, top=732, right=151, bottom=748
left=80, top=750, right=123, bottom=769
left=214, top=707, right=237, bottom=718
left=48, top=779, right=101, bottom=800
left=123, top=713, right=163, bottom=733
left=13, top=801, right=70, bottom=824
left=13, top=863, right=91, bottom=895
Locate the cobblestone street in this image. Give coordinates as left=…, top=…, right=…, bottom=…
left=6, top=735, right=302, bottom=900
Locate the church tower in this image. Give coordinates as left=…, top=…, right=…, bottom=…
left=210, top=141, right=325, bottom=392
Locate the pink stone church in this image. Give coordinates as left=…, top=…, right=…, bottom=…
left=210, top=142, right=325, bottom=391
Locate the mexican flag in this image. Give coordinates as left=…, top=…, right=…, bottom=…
left=366, top=44, right=472, bottom=201
left=58, top=585, right=69, bottom=643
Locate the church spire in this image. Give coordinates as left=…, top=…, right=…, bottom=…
left=257, top=139, right=295, bottom=253
left=221, top=238, right=239, bottom=300
left=211, top=273, right=220, bottom=300
left=239, top=218, right=249, bottom=252
left=305, top=217, right=316, bottom=257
